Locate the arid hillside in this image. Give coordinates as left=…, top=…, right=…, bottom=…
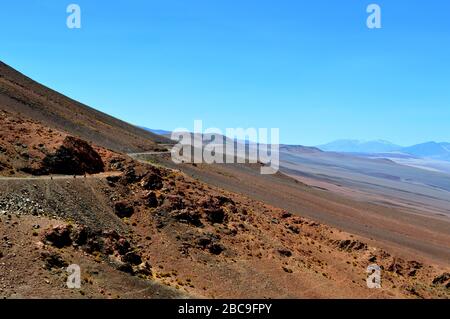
left=147, top=154, right=450, bottom=266
left=0, top=63, right=449, bottom=299
left=0, top=62, right=171, bottom=153
left=1, top=137, right=449, bottom=298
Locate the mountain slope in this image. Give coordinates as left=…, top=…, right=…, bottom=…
left=0, top=62, right=171, bottom=153
left=402, top=142, right=450, bottom=161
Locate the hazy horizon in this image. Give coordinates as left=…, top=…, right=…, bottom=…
left=142, top=126, right=449, bottom=147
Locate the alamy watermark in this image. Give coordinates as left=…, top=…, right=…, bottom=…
left=67, top=264, right=81, bottom=289
left=367, top=4, right=382, bottom=29
left=66, top=4, right=81, bottom=29
left=171, top=120, right=279, bottom=175
left=366, top=264, right=382, bottom=289
left=65, top=4, right=382, bottom=30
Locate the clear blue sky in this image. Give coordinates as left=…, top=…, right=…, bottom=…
left=1, top=0, right=449, bottom=146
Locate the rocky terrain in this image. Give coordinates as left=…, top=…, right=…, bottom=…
left=0, top=109, right=120, bottom=177
left=1, top=137, right=449, bottom=298
left=0, top=62, right=449, bottom=299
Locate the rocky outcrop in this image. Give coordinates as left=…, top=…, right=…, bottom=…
left=205, top=208, right=227, bottom=224
left=336, top=239, right=367, bottom=252
left=386, top=258, right=424, bottom=277
left=140, top=171, right=163, bottom=190
left=41, top=136, right=104, bottom=175
left=196, top=233, right=224, bottom=255
left=432, top=272, right=450, bottom=287
left=43, top=225, right=73, bottom=248
left=143, top=191, right=159, bottom=208
left=41, top=224, right=152, bottom=277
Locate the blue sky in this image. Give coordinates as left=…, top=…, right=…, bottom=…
left=1, top=0, right=449, bottom=146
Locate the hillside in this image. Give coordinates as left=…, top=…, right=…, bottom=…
left=0, top=63, right=449, bottom=299
left=0, top=62, right=171, bottom=153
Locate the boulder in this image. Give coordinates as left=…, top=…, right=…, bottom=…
left=140, top=172, right=163, bottom=190
left=197, top=236, right=212, bottom=248
left=114, top=201, right=134, bottom=218
left=144, top=191, right=159, bottom=208
left=42, top=136, right=104, bottom=175
left=122, top=251, right=142, bottom=265
left=120, top=167, right=140, bottom=184
left=115, top=237, right=131, bottom=255
left=71, top=225, right=90, bottom=246
left=43, top=225, right=73, bottom=248
left=205, top=208, right=227, bottom=224
left=278, top=249, right=292, bottom=257
left=209, top=243, right=224, bottom=255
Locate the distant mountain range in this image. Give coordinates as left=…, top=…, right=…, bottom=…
left=317, top=139, right=450, bottom=162
left=142, top=128, right=450, bottom=163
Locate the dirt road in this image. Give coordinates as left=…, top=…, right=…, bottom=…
left=0, top=171, right=121, bottom=181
